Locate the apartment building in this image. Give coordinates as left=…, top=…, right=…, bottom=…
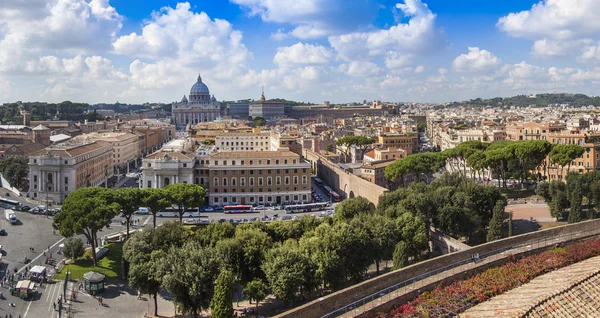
left=28, top=141, right=113, bottom=204
left=140, top=144, right=312, bottom=206
left=363, top=147, right=405, bottom=163
left=215, top=132, right=271, bottom=152
left=71, top=132, right=140, bottom=169
left=378, top=133, right=418, bottom=155
left=206, top=151, right=311, bottom=206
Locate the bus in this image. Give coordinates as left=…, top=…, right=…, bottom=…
left=313, top=178, right=324, bottom=187
left=284, top=202, right=330, bottom=213
left=323, top=185, right=332, bottom=193
left=0, top=197, right=21, bottom=210
left=223, top=205, right=254, bottom=214
left=330, top=191, right=341, bottom=202
left=157, top=207, right=200, bottom=218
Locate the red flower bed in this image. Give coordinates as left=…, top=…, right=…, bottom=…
left=387, top=238, right=600, bottom=317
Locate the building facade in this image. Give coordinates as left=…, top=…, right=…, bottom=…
left=226, top=101, right=250, bottom=119
left=249, top=92, right=285, bottom=119
left=206, top=151, right=311, bottom=206
left=215, top=132, right=271, bottom=152
left=28, top=141, right=113, bottom=204
left=378, top=133, right=419, bottom=156
left=172, top=75, right=221, bottom=128
left=140, top=146, right=312, bottom=206
left=71, top=132, right=140, bottom=169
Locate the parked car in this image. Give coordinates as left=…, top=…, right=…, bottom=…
left=0, top=229, right=7, bottom=235
left=281, top=215, right=292, bottom=221
left=252, top=205, right=265, bottom=211
left=183, top=219, right=197, bottom=225
left=204, top=207, right=214, bottom=212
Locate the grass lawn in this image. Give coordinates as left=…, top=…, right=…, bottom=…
left=56, top=243, right=123, bottom=280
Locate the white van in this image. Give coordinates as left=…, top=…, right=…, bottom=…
left=136, top=207, right=149, bottom=214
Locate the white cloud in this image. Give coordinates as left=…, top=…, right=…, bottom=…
left=452, top=47, right=501, bottom=73
left=414, top=65, right=425, bottom=74
left=342, top=61, right=381, bottom=77
left=438, top=68, right=448, bottom=75
left=498, top=0, right=600, bottom=58
left=578, top=42, right=600, bottom=64
left=273, top=42, right=333, bottom=67
left=231, top=0, right=378, bottom=39
left=270, top=28, right=289, bottom=41
left=497, top=0, right=600, bottom=41
left=384, top=51, right=411, bottom=69
left=328, top=0, right=445, bottom=61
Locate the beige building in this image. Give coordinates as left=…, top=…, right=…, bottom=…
left=378, top=133, right=419, bottom=156
left=206, top=151, right=311, bottom=206
left=215, top=132, right=271, bottom=152
left=72, top=132, right=140, bottom=169
left=28, top=141, right=113, bottom=204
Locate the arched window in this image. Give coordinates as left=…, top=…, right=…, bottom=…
left=164, top=177, right=170, bottom=186
left=47, top=173, right=53, bottom=184
left=223, top=178, right=228, bottom=186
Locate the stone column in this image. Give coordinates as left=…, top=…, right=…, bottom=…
left=154, top=174, right=158, bottom=189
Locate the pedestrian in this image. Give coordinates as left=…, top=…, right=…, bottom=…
left=99, top=296, right=103, bottom=305
left=53, top=302, right=56, bottom=310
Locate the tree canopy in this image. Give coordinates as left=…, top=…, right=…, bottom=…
left=52, top=187, right=119, bottom=265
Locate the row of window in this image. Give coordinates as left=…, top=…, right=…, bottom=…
left=213, top=158, right=298, bottom=166
left=213, top=176, right=307, bottom=186
left=213, top=186, right=307, bottom=193
left=212, top=194, right=308, bottom=204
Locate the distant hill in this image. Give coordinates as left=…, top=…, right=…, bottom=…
left=450, top=93, right=600, bottom=108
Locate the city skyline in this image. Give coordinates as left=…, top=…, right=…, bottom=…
left=2, top=0, right=600, bottom=104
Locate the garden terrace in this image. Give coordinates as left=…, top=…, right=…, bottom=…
left=275, top=219, right=600, bottom=318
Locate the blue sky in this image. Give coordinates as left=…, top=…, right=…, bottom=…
left=1, top=0, right=600, bottom=104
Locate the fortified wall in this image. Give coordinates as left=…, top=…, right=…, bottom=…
left=303, top=149, right=388, bottom=206
left=275, top=218, right=600, bottom=318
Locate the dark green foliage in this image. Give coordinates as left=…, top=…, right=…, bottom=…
left=487, top=200, right=506, bottom=242
left=262, top=244, right=310, bottom=306
left=334, top=197, right=375, bottom=221
left=163, top=184, right=205, bottom=224
left=53, top=187, right=119, bottom=265
left=210, top=270, right=235, bottom=318
left=0, top=157, right=28, bottom=188
left=63, top=237, right=84, bottom=260
left=243, top=279, right=268, bottom=313
left=253, top=117, right=266, bottom=127
left=161, top=241, right=220, bottom=316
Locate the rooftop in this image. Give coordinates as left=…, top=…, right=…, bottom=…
left=210, top=150, right=299, bottom=159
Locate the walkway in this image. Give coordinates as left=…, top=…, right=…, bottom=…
left=460, top=255, right=600, bottom=317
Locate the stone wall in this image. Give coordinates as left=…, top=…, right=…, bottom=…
left=430, top=227, right=472, bottom=254
left=303, top=149, right=388, bottom=206
left=274, top=219, right=600, bottom=318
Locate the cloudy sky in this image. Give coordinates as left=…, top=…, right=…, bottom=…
left=1, top=0, right=600, bottom=104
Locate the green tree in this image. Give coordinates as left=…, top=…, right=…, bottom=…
left=325, top=144, right=334, bottom=152
left=161, top=241, right=219, bottom=317
left=151, top=221, right=188, bottom=250
left=334, top=196, right=374, bottom=221
left=392, top=241, right=410, bottom=269
left=354, top=214, right=397, bottom=275
left=243, top=279, right=268, bottom=314
left=123, top=230, right=165, bottom=316
left=253, top=117, right=266, bottom=127
left=0, top=157, right=28, bottom=188
left=63, top=237, right=84, bottom=260
left=215, top=238, right=243, bottom=279
left=210, top=270, right=235, bottom=318
left=142, top=188, right=171, bottom=229
left=235, top=227, right=272, bottom=284
left=568, top=177, right=584, bottom=224
left=486, top=200, right=505, bottom=242
left=53, top=187, right=118, bottom=265
left=164, top=184, right=205, bottom=224
left=197, top=222, right=236, bottom=248
left=114, top=188, right=144, bottom=240
left=262, top=245, right=307, bottom=306
left=298, top=223, right=344, bottom=289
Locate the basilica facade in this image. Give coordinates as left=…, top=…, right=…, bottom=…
left=172, top=74, right=221, bottom=128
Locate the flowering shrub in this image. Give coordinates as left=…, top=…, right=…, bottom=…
left=387, top=238, right=600, bottom=317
